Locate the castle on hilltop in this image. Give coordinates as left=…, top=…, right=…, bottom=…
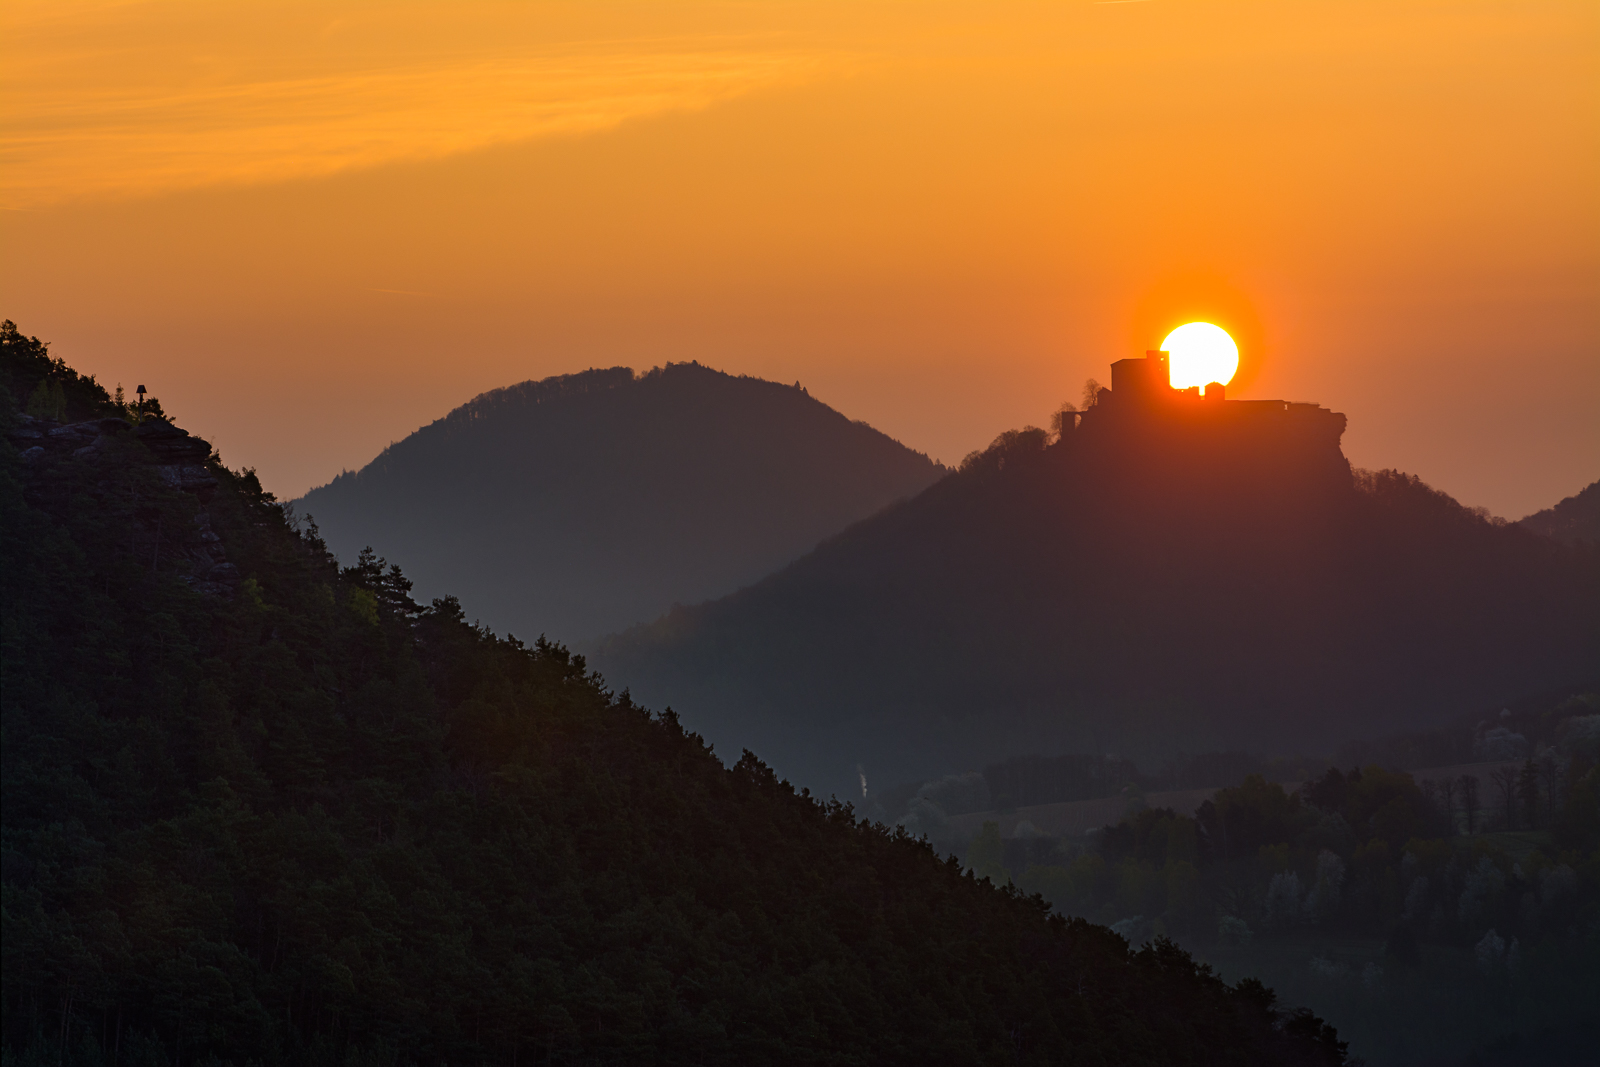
left=1071, top=349, right=1347, bottom=452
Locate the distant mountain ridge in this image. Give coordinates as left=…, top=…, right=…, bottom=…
left=1519, top=479, right=1600, bottom=546
left=297, top=362, right=944, bottom=640
left=595, top=352, right=1599, bottom=797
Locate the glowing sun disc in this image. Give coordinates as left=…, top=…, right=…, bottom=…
left=1162, top=323, right=1238, bottom=392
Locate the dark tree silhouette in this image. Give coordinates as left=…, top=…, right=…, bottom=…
left=1489, top=766, right=1520, bottom=831
left=1437, top=775, right=1458, bottom=834
left=1537, top=754, right=1563, bottom=824
left=1459, top=773, right=1481, bottom=835
left=1517, top=758, right=1543, bottom=828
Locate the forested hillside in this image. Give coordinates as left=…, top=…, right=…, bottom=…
left=1, top=321, right=1347, bottom=1065
left=294, top=362, right=943, bottom=641
left=872, top=689, right=1600, bottom=1063
left=596, top=402, right=1599, bottom=799
left=1518, top=480, right=1599, bottom=547
left=1007, top=740, right=1600, bottom=1064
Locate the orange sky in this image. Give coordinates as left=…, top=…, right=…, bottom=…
left=4, top=0, right=1596, bottom=518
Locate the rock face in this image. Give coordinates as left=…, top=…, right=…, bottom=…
left=135, top=419, right=220, bottom=496
left=6, top=414, right=238, bottom=598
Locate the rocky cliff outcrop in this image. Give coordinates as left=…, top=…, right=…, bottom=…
left=6, top=414, right=238, bottom=598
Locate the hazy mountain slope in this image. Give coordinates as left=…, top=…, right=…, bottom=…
left=595, top=394, right=1599, bottom=798
left=1519, top=479, right=1600, bottom=546
left=296, top=362, right=944, bottom=640
left=1, top=325, right=1348, bottom=1066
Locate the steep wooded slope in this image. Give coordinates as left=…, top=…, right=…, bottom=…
left=295, top=363, right=943, bottom=640
left=1, top=323, right=1346, bottom=1064
left=595, top=403, right=1599, bottom=798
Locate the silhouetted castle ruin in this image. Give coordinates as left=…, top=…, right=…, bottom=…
left=1066, top=349, right=1349, bottom=480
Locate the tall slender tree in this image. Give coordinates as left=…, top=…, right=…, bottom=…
left=1458, top=774, right=1481, bottom=835
left=1517, top=759, right=1542, bottom=828
left=1437, top=776, right=1458, bottom=834
left=1489, top=766, right=1519, bottom=831
left=1536, top=755, right=1563, bottom=826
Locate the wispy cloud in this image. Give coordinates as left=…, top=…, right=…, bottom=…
left=2, top=39, right=838, bottom=207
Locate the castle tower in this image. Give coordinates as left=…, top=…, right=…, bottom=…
left=1108, top=349, right=1173, bottom=403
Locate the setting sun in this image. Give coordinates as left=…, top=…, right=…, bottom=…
left=1162, top=323, right=1239, bottom=394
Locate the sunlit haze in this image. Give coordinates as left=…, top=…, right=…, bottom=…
left=2, top=0, right=1595, bottom=518
left=1162, top=323, right=1239, bottom=393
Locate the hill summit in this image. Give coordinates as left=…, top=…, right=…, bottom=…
left=596, top=350, right=1599, bottom=796
left=296, top=362, right=943, bottom=640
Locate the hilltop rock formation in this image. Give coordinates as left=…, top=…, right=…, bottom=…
left=296, top=362, right=943, bottom=640
left=5, top=413, right=238, bottom=598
